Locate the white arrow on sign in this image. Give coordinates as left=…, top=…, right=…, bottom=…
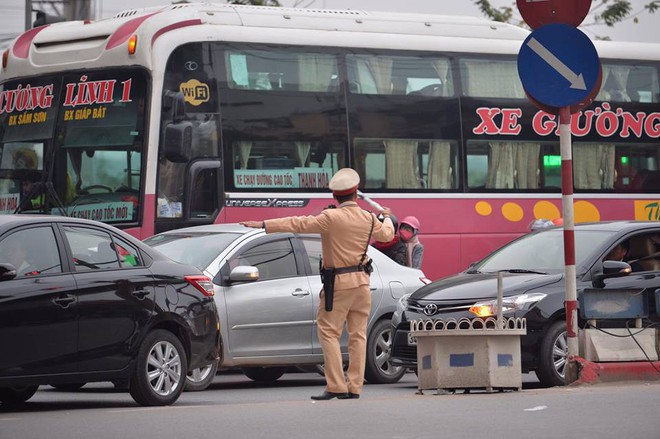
left=526, top=37, right=587, bottom=90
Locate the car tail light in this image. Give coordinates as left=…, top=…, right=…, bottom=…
left=185, top=275, right=214, bottom=297
left=420, top=277, right=432, bottom=285
left=2, top=49, right=8, bottom=69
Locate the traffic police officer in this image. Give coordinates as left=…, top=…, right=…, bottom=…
left=241, top=168, right=394, bottom=400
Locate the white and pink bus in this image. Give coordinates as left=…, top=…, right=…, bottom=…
left=1, top=3, right=659, bottom=280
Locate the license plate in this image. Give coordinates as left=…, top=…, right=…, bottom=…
left=407, top=333, right=417, bottom=346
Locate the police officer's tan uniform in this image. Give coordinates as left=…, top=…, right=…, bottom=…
left=245, top=168, right=394, bottom=399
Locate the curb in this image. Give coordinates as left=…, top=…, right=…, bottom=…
left=572, top=356, right=660, bottom=385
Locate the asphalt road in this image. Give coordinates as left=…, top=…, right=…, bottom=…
left=1, top=371, right=659, bottom=439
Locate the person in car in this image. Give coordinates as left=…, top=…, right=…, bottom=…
left=605, top=242, right=628, bottom=262
left=399, top=216, right=424, bottom=269
left=241, top=168, right=394, bottom=401
left=4, top=238, right=37, bottom=276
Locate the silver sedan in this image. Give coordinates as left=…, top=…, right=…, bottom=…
left=144, top=224, right=428, bottom=391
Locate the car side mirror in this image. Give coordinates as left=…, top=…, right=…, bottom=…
left=0, top=263, right=17, bottom=281
left=592, top=260, right=632, bottom=288
left=228, top=266, right=259, bottom=284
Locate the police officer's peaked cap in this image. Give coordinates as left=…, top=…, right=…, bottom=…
left=329, top=168, right=360, bottom=196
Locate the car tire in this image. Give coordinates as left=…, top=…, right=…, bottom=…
left=0, top=385, right=39, bottom=405
left=364, top=319, right=406, bottom=384
left=49, top=383, right=86, bottom=391
left=536, top=321, right=569, bottom=387
left=185, top=361, right=218, bottom=392
left=129, top=330, right=188, bottom=406
left=242, top=367, right=285, bottom=382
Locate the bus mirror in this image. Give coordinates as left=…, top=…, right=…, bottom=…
left=163, top=121, right=192, bottom=163
left=163, top=90, right=186, bottom=123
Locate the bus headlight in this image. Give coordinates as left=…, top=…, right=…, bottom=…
left=469, top=292, right=547, bottom=318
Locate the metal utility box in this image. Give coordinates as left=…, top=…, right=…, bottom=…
left=411, top=318, right=526, bottom=393
left=578, top=288, right=648, bottom=320
left=578, top=288, right=658, bottom=362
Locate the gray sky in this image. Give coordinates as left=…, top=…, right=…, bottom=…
left=1, top=0, right=658, bottom=44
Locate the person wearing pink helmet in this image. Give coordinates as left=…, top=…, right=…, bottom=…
left=399, top=216, right=424, bottom=269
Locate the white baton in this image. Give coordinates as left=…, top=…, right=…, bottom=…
left=357, top=190, right=384, bottom=212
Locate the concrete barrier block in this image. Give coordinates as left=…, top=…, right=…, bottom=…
left=413, top=329, right=525, bottom=392
left=579, top=328, right=658, bottom=362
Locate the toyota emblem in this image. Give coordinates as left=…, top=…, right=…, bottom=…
left=423, top=304, right=438, bottom=316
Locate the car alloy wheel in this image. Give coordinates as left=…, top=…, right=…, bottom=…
left=552, top=329, right=569, bottom=379
left=129, top=330, right=187, bottom=406
left=185, top=361, right=218, bottom=392
left=147, top=340, right=183, bottom=396
left=537, top=321, right=568, bottom=387
left=365, top=319, right=406, bottom=384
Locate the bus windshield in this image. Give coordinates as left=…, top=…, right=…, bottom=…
left=0, top=69, right=147, bottom=223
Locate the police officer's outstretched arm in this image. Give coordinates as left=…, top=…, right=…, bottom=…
left=241, top=213, right=330, bottom=234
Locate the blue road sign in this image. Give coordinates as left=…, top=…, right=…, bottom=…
left=518, top=24, right=600, bottom=109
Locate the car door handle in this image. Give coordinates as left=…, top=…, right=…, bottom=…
left=53, top=294, right=76, bottom=308
left=132, top=290, right=150, bottom=300
left=291, top=288, right=310, bottom=297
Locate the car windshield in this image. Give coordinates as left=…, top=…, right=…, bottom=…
left=145, top=232, right=242, bottom=270
left=474, top=229, right=614, bottom=272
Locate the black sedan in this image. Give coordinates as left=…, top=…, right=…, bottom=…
left=390, top=221, right=660, bottom=387
left=0, top=215, right=220, bottom=406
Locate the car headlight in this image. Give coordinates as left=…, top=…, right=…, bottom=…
left=396, top=293, right=411, bottom=314
left=469, top=292, right=547, bottom=318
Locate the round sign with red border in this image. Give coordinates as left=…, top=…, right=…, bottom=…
left=516, top=0, right=591, bottom=29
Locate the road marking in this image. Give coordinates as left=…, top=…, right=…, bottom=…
left=527, top=37, right=587, bottom=90
left=524, top=405, right=548, bottom=411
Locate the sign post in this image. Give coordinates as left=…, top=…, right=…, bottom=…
left=516, top=0, right=600, bottom=384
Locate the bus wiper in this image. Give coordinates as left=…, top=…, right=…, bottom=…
left=14, top=181, right=44, bottom=214
left=13, top=181, right=67, bottom=216
left=500, top=268, right=548, bottom=275
left=466, top=269, right=482, bottom=274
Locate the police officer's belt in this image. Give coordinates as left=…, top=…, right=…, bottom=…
left=332, top=265, right=371, bottom=275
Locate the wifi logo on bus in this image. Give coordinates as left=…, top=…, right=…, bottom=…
left=179, top=79, right=210, bottom=106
